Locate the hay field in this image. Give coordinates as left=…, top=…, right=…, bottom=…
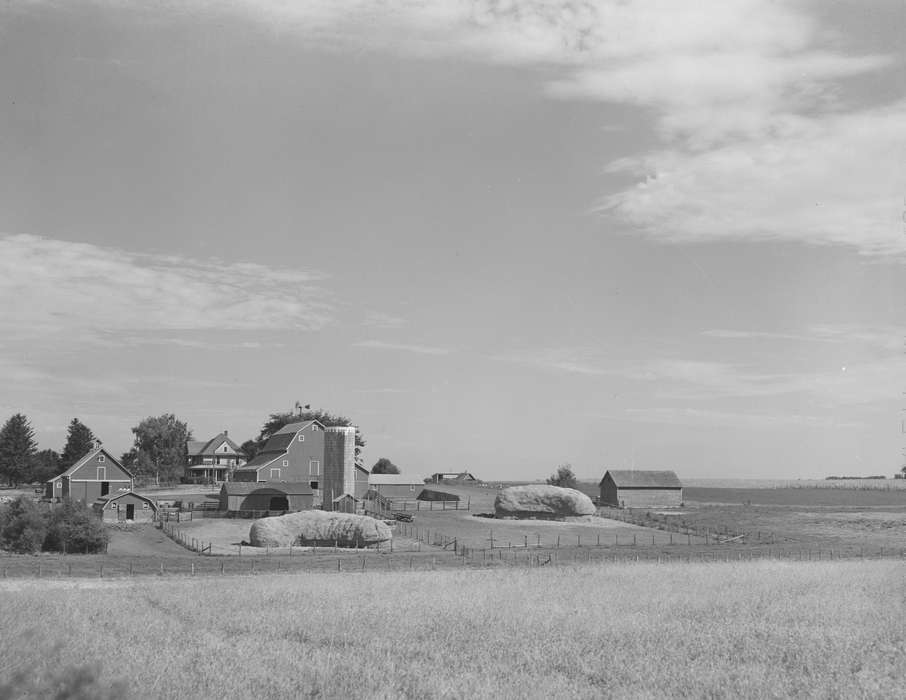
left=2, top=560, right=904, bottom=699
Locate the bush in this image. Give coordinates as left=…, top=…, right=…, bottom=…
left=44, top=500, right=108, bottom=554
left=0, top=496, right=48, bottom=553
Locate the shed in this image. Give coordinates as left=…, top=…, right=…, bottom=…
left=331, top=493, right=360, bottom=514
left=599, top=470, right=683, bottom=508
left=93, top=491, right=158, bottom=523
left=367, top=473, right=425, bottom=499
left=219, top=482, right=314, bottom=513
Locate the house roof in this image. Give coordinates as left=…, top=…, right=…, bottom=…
left=187, top=432, right=246, bottom=458
left=368, top=474, right=425, bottom=486
left=221, top=482, right=314, bottom=496
left=601, top=470, right=682, bottom=488
left=50, top=446, right=133, bottom=481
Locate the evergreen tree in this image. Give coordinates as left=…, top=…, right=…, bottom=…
left=59, top=418, right=97, bottom=471
left=0, top=414, right=38, bottom=487
left=546, top=463, right=579, bottom=489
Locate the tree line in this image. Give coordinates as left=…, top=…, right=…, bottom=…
left=0, top=407, right=407, bottom=487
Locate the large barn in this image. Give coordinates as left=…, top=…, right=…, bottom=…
left=599, top=470, right=683, bottom=508
left=45, top=441, right=133, bottom=504
left=219, top=482, right=314, bottom=513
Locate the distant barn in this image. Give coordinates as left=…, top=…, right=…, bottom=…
left=599, top=470, right=683, bottom=508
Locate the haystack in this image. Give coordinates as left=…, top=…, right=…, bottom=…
left=494, top=485, right=596, bottom=518
left=249, top=510, right=392, bottom=548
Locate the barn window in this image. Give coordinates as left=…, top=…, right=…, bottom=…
left=97, top=467, right=106, bottom=481
left=282, top=459, right=288, bottom=467
left=298, top=435, right=304, bottom=442
left=309, top=460, right=320, bottom=476
left=142, top=503, right=149, bottom=509
left=410, top=485, right=415, bottom=491
left=98, top=454, right=105, bottom=463
left=56, top=482, right=62, bottom=489
left=110, top=503, right=117, bottom=509
left=310, top=481, right=319, bottom=490
left=270, top=468, right=281, bottom=479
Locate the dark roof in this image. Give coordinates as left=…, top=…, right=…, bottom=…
left=601, top=470, right=682, bottom=488
left=239, top=450, right=286, bottom=470
left=259, top=433, right=295, bottom=453
left=274, top=420, right=325, bottom=435
left=187, top=432, right=246, bottom=458
left=221, top=482, right=314, bottom=496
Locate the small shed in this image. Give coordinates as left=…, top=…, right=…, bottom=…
left=599, top=470, right=683, bottom=508
left=219, top=482, right=314, bottom=513
left=331, top=493, right=359, bottom=514
left=93, top=491, right=158, bottom=523
left=367, top=474, right=425, bottom=499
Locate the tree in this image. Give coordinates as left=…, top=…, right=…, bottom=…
left=546, top=463, right=578, bottom=489
left=32, top=449, right=60, bottom=483
left=252, top=408, right=366, bottom=465
left=0, top=414, right=38, bottom=486
left=130, top=414, right=193, bottom=486
left=0, top=496, right=47, bottom=553
left=371, top=457, right=400, bottom=474
left=240, top=439, right=259, bottom=462
left=44, top=500, right=108, bottom=554
left=59, top=418, right=97, bottom=472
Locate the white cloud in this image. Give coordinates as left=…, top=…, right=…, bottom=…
left=704, top=325, right=902, bottom=351
left=0, top=235, right=332, bottom=337
left=353, top=339, right=451, bottom=355
left=363, top=311, right=407, bottom=329
left=599, top=407, right=862, bottom=430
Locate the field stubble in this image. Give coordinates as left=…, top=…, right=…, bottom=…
left=1, top=560, right=904, bottom=699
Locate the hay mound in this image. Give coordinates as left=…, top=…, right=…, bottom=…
left=249, top=510, right=392, bottom=548
left=494, top=485, right=596, bottom=518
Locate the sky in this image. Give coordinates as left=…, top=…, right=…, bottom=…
left=1, top=0, right=904, bottom=481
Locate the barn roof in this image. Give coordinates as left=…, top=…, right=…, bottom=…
left=221, top=482, right=314, bottom=496
left=239, top=450, right=288, bottom=470
left=51, top=446, right=133, bottom=481
left=601, top=470, right=682, bottom=488
left=274, top=420, right=325, bottom=435
left=94, top=491, right=158, bottom=509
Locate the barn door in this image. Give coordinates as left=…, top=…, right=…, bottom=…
left=126, top=504, right=135, bottom=520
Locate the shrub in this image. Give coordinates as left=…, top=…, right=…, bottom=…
left=44, top=500, right=108, bottom=554
left=0, top=496, right=48, bottom=553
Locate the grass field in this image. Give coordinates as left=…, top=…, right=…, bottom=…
left=1, top=559, right=904, bottom=698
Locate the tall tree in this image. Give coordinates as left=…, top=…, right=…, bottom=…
left=32, top=449, right=60, bottom=484
left=371, top=457, right=400, bottom=475
left=546, top=463, right=579, bottom=489
left=130, top=414, right=193, bottom=486
left=253, top=408, right=366, bottom=465
left=0, top=414, right=38, bottom=487
left=59, top=418, right=96, bottom=471
left=240, top=439, right=259, bottom=462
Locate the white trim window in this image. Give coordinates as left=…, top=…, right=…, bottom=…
left=298, top=434, right=305, bottom=442
left=282, top=459, right=289, bottom=467
left=97, top=466, right=106, bottom=481
left=270, top=468, right=281, bottom=479
left=98, top=454, right=106, bottom=463
left=309, top=460, right=320, bottom=476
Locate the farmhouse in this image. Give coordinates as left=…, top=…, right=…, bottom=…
left=93, top=491, right=158, bottom=523
left=219, top=482, right=314, bottom=513
left=231, top=421, right=358, bottom=509
left=599, top=470, right=683, bottom=508
left=45, top=442, right=133, bottom=504
left=367, top=473, right=425, bottom=499
left=185, top=431, right=247, bottom=483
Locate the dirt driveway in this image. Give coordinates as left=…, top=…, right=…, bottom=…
left=106, top=524, right=194, bottom=557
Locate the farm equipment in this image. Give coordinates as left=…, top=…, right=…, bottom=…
left=392, top=511, right=414, bottom=523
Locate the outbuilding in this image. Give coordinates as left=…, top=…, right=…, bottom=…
left=93, top=491, right=158, bottom=523
left=599, top=470, right=683, bottom=508
left=219, top=482, right=314, bottom=513
left=367, top=474, right=425, bottom=499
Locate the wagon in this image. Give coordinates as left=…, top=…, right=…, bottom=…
left=392, top=511, right=414, bottom=523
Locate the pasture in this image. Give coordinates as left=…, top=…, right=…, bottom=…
left=1, top=560, right=904, bottom=698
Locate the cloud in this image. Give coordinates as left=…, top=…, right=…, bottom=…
left=0, top=234, right=332, bottom=338
left=352, top=339, right=451, bottom=355
left=596, top=407, right=863, bottom=430
left=212, top=0, right=900, bottom=259
left=704, top=325, right=902, bottom=351
left=362, top=311, right=407, bottom=329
